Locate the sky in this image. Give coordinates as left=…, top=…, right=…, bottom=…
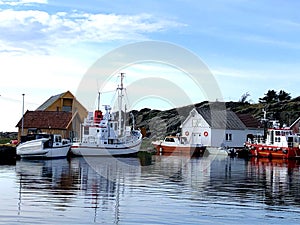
left=0, top=0, right=300, bottom=131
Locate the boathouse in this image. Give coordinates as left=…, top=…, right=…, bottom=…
left=16, top=91, right=88, bottom=141
left=290, top=117, right=300, bottom=134
left=180, top=107, right=263, bottom=148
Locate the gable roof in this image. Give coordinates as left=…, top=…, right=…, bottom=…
left=290, top=117, right=300, bottom=128
left=16, top=111, right=72, bottom=130
left=195, top=108, right=247, bottom=130
left=36, top=92, right=65, bottom=111
left=236, top=113, right=262, bottom=129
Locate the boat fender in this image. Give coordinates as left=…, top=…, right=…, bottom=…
left=204, top=131, right=208, bottom=137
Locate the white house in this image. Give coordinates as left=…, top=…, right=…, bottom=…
left=180, top=107, right=264, bottom=148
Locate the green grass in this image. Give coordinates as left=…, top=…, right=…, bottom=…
left=0, top=138, right=10, bottom=145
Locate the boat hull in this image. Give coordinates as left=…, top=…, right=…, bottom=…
left=17, top=139, right=71, bottom=158
left=246, top=143, right=300, bottom=159
left=70, top=140, right=142, bottom=156
left=152, top=141, right=205, bottom=156
left=205, top=147, right=228, bottom=156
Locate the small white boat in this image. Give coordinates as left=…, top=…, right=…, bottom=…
left=17, top=133, right=71, bottom=158
left=205, top=146, right=229, bottom=156
left=70, top=73, right=142, bottom=156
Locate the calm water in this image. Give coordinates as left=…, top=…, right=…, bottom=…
left=1, top=154, right=300, bottom=224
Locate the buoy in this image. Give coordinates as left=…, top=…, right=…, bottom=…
left=185, top=131, right=189, bottom=136
left=204, top=131, right=208, bottom=137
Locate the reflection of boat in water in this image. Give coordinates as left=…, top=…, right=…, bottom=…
left=71, top=73, right=142, bottom=156
left=248, top=157, right=300, bottom=205
left=152, top=135, right=206, bottom=157
left=17, top=133, right=71, bottom=158
left=16, top=158, right=74, bottom=189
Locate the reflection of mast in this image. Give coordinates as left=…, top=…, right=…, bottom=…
left=114, top=170, right=121, bottom=224
left=18, top=174, right=22, bottom=215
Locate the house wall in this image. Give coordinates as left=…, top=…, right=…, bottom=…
left=291, top=121, right=300, bottom=134
left=181, top=109, right=211, bottom=145
left=181, top=108, right=265, bottom=148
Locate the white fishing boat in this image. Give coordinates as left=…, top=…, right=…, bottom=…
left=70, top=73, right=143, bottom=156
left=17, top=133, right=71, bottom=158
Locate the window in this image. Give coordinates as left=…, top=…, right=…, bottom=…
left=84, top=126, right=89, bottom=135
left=226, top=133, right=232, bottom=141
left=192, top=119, right=201, bottom=127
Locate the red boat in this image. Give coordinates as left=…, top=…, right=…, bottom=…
left=245, top=126, right=300, bottom=159
left=152, top=136, right=206, bottom=156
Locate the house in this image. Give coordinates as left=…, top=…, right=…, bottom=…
left=16, top=91, right=88, bottom=140
left=180, top=107, right=263, bottom=148
left=290, top=117, right=300, bottom=134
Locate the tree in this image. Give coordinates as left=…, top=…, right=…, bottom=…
left=259, top=90, right=278, bottom=103
left=278, top=90, right=291, bottom=101
left=239, top=92, right=251, bottom=104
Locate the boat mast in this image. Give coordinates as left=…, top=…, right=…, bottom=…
left=97, top=91, right=101, bottom=111
left=117, top=73, right=125, bottom=136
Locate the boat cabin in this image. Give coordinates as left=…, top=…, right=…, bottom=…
left=163, top=136, right=188, bottom=145
left=266, top=128, right=299, bottom=148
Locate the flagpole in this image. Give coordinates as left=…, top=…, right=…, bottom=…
left=21, top=94, right=25, bottom=136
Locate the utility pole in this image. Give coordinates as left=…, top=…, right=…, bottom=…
left=21, top=94, right=25, bottom=136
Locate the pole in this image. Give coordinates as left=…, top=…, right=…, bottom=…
left=118, top=73, right=125, bottom=136
left=21, top=94, right=25, bottom=136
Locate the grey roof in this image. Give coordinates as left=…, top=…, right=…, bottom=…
left=195, top=108, right=247, bottom=130
left=36, top=92, right=65, bottom=111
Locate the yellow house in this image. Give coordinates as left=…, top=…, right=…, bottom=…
left=16, top=91, right=88, bottom=141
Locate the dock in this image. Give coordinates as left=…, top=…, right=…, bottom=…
left=0, top=144, right=18, bottom=164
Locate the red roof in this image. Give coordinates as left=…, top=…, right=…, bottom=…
left=236, top=113, right=262, bottom=128
left=16, top=111, right=72, bottom=130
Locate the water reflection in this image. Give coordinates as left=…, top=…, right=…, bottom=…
left=248, top=158, right=300, bottom=206
left=12, top=155, right=300, bottom=224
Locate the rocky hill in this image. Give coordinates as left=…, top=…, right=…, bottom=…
left=131, top=97, right=300, bottom=141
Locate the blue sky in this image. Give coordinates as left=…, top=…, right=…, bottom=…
left=0, top=0, right=300, bottom=131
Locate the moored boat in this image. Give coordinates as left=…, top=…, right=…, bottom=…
left=152, top=135, right=206, bottom=156
left=70, top=73, right=142, bottom=156
left=205, top=146, right=229, bottom=156
left=245, top=124, right=300, bottom=159
left=16, top=133, right=71, bottom=158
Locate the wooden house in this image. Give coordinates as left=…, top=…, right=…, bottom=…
left=16, top=91, right=88, bottom=140
left=290, top=117, right=300, bottom=134
left=180, top=107, right=263, bottom=148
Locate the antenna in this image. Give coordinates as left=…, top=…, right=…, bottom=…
left=97, top=92, right=101, bottom=111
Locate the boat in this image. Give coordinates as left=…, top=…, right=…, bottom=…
left=205, top=146, right=229, bottom=156
left=151, top=135, right=206, bottom=156
left=70, top=73, right=143, bottom=156
left=16, top=133, right=71, bottom=158
left=245, top=121, right=300, bottom=159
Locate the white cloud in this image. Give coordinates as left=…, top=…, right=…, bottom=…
left=0, top=0, right=47, bottom=5
left=0, top=9, right=185, bottom=55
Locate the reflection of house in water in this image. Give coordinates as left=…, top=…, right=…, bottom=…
left=154, top=154, right=300, bottom=208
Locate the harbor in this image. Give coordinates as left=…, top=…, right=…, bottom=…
left=1, top=155, right=300, bottom=224
left=1, top=86, right=300, bottom=224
